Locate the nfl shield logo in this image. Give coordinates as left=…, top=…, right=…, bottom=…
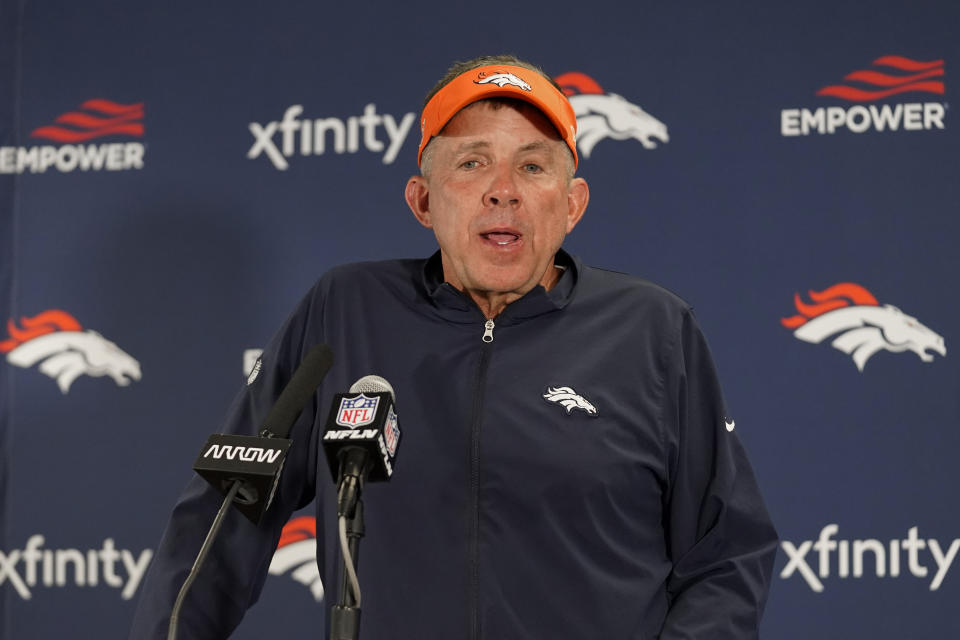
left=384, top=407, right=400, bottom=456
left=336, top=394, right=380, bottom=428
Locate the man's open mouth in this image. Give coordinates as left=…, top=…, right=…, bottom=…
left=481, top=232, right=521, bottom=246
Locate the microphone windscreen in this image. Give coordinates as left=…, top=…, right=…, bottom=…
left=348, top=374, right=395, bottom=402
left=263, top=343, right=334, bottom=438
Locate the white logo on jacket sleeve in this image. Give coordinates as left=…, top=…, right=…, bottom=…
left=243, top=348, right=264, bottom=384
left=543, top=386, right=598, bottom=416
left=475, top=72, right=532, bottom=91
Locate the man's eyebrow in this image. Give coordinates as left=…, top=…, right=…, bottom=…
left=454, top=140, right=491, bottom=153
left=517, top=141, right=552, bottom=153
left=452, top=139, right=556, bottom=155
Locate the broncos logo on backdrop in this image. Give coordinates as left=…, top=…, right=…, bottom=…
left=0, top=309, right=141, bottom=393
left=554, top=71, right=669, bottom=158
left=781, top=283, right=946, bottom=371
left=269, top=516, right=324, bottom=601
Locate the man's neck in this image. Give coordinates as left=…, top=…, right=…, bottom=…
left=466, top=291, right=519, bottom=320
left=462, top=265, right=562, bottom=319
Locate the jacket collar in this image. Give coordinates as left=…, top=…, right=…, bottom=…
left=420, top=249, right=579, bottom=324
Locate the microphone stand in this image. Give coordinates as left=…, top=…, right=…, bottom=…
left=168, top=479, right=242, bottom=640
left=330, top=498, right=365, bottom=640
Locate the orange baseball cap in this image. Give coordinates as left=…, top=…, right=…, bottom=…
left=417, top=64, right=579, bottom=169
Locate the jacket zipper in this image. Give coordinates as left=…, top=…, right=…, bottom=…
left=469, top=318, right=494, bottom=639
left=482, top=319, right=494, bottom=343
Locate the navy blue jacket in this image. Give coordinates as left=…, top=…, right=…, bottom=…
left=130, top=251, right=778, bottom=639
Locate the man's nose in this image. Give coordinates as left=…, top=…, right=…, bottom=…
left=483, top=165, right=520, bottom=208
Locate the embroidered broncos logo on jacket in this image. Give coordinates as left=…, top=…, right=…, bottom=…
left=0, top=309, right=141, bottom=393
left=781, top=283, right=946, bottom=371
left=543, top=386, right=598, bottom=415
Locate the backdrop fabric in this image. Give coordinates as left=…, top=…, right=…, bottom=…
left=1, top=1, right=957, bottom=638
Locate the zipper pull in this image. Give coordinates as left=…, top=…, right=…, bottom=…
left=482, top=319, right=495, bottom=343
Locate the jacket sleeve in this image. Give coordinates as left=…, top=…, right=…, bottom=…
left=658, top=308, right=778, bottom=639
left=128, top=286, right=327, bottom=640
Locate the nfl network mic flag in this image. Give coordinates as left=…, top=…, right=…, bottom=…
left=323, top=391, right=401, bottom=483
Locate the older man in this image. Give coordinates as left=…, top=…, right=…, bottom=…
left=131, top=55, right=777, bottom=639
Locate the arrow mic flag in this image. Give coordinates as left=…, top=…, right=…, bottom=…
left=194, top=343, right=334, bottom=524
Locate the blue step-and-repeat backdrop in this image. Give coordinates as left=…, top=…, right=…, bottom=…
left=1, top=1, right=957, bottom=638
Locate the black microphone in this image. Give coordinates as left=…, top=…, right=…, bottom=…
left=322, top=375, right=402, bottom=517
left=193, top=343, right=334, bottom=525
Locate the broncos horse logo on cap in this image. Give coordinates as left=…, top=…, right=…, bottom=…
left=555, top=72, right=669, bottom=158
left=475, top=71, right=533, bottom=91
left=781, top=283, right=946, bottom=371
left=0, top=309, right=141, bottom=393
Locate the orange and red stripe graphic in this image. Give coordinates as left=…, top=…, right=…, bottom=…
left=30, top=99, right=144, bottom=143
left=781, top=283, right=879, bottom=329
left=816, top=56, right=944, bottom=102
left=0, top=310, right=83, bottom=353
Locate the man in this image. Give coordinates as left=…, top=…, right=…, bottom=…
left=131, top=55, right=777, bottom=639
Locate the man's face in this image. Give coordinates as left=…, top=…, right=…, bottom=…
left=405, top=101, right=589, bottom=309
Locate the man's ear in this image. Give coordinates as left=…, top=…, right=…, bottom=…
left=405, top=176, right=432, bottom=228
left=565, top=177, right=589, bottom=233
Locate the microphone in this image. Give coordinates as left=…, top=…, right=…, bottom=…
left=322, top=375, right=402, bottom=517
left=170, top=344, right=335, bottom=640
left=193, top=343, right=334, bottom=525
left=323, top=375, right=402, bottom=640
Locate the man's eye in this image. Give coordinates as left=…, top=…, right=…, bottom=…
left=523, top=163, right=543, bottom=173
left=461, top=160, right=479, bottom=169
